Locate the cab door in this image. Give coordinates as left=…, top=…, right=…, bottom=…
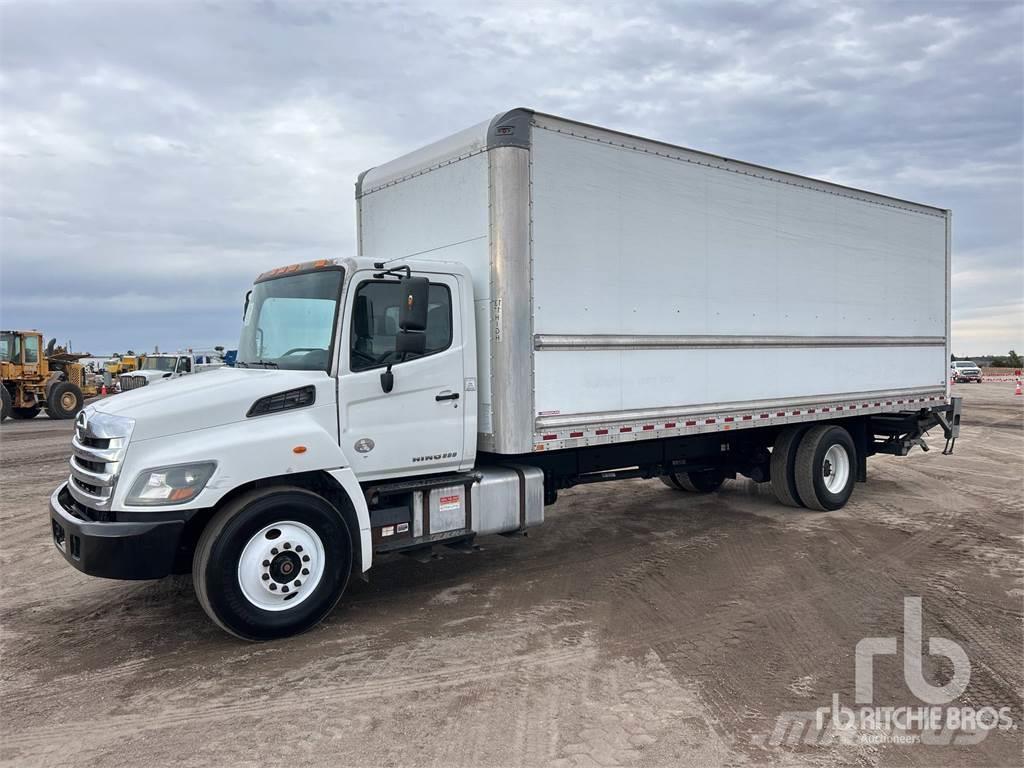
left=22, top=334, right=40, bottom=380
left=338, top=272, right=465, bottom=480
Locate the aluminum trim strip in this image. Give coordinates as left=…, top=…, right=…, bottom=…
left=70, top=435, right=122, bottom=464
left=68, top=478, right=112, bottom=507
left=536, top=386, right=946, bottom=430
left=69, top=457, right=115, bottom=488
left=535, top=335, right=946, bottom=351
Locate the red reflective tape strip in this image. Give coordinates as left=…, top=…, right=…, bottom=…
left=620, top=427, right=632, bottom=433
left=705, top=418, right=716, bottom=424
left=837, top=406, right=844, bottom=410
left=760, top=413, right=769, bottom=419
left=724, top=417, right=734, bottom=423
left=776, top=411, right=785, bottom=417
left=596, top=429, right=608, bottom=436
left=822, top=407, right=830, bottom=412
left=808, top=408, right=816, bottom=414
left=742, top=415, right=752, bottom=420
left=874, top=402, right=881, bottom=407
left=664, top=422, right=676, bottom=428
left=685, top=420, right=697, bottom=426
left=848, top=405, right=856, bottom=410
left=791, top=410, right=800, bottom=415
left=569, top=431, right=583, bottom=438
left=642, top=424, right=655, bottom=431
left=543, top=434, right=557, bottom=441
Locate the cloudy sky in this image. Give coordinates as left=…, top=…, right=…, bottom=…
left=1, top=0, right=1021, bottom=356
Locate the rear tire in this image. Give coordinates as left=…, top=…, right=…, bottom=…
left=0, top=386, right=11, bottom=422
left=794, top=425, right=856, bottom=512
left=770, top=425, right=810, bottom=507
left=661, top=469, right=724, bottom=493
left=193, top=487, right=353, bottom=641
left=11, top=406, right=41, bottom=420
left=46, top=382, right=84, bottom=419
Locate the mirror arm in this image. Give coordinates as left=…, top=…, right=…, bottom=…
left=380, top=363, right=395, bottom=394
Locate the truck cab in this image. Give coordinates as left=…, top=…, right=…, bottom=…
left=119, top=353, right=194, bottom=390
left=48, top=256, right=519, bottom=641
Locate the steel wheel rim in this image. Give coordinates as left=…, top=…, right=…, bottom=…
left=61, top=392, right=76, bottom=409
left=238, top=521, right=326, bottom=611
left=822, top=444, right=850, bottom=494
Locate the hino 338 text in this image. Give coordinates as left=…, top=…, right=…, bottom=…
left=49, top=110, right=962, bottom=640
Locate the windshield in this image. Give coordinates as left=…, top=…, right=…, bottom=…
left=954, top=361, right=977, bottom=368
left=143, top=357, right=177, bottom=371
left=237, top=268, right=344, bottom=371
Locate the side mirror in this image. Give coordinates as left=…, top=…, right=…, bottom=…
left=395, top=331, right=426, bottom=356
left=398, top=276, right=429, bottom=332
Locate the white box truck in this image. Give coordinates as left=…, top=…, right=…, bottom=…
left=49, top=109, right=961, bottom=640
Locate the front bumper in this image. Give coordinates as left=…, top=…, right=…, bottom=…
left=49, top=483, right=186, bottom=580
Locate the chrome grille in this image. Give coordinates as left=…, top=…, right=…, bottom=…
left=119, top=374, right=147, bottom=391
left=68, top=410, right=132, bottom=510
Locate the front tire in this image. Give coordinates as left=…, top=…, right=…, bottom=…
left=1, top=386, right=11, bottom=422
left=46, top=382, right=84, bottom=419
left=794, top=425, right=856, bottom=512
left=11, top=405, right=41, bottom=420
left=193, top=488, right=353, bottom=641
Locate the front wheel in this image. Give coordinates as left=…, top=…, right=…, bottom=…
left=46, top=382, right=84, bottom=419
left=193, top=488, right=353, bottom=641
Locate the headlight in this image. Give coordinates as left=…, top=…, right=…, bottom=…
left=126, top=462, right=216, bottom=506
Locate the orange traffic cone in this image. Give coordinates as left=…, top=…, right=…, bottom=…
left=100, top=383, right=107, bottom=396
left=1016, top=380, right=1022, bottom=396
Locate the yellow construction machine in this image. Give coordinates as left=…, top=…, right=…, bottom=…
left=1, top=330, right=97, bottom=421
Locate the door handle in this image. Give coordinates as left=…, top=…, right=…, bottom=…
left=435, top=392, right=460, bottom=401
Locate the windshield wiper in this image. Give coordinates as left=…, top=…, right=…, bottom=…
left=247, top=359, right=279, bottom=369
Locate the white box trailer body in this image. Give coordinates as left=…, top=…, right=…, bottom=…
left=357, top=109, right=950, bottom=456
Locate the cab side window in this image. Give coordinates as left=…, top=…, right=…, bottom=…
left=350, top=280, right=452, bottom=372
left=23, top=335, right=39, bottom=364
left=178, top=357, right=191, bottom=373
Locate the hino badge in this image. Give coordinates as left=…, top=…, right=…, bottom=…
left=49, top=109, right=962, bottom=640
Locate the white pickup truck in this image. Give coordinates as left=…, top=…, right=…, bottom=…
left=49, top=109, right=962, bottom=640
left=950, top=360, right=983, bottom=383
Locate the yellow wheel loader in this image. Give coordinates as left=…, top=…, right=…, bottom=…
left=1, top=331, right=97, bottom=421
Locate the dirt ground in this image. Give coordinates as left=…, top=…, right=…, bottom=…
left=1, top=383, right=1021, bottom=767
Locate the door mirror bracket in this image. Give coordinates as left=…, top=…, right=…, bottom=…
left=380, top=365, right=394, bottom=394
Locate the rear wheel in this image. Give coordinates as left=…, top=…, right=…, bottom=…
left=0, top=386, right=10, bottom=422
left=770, top=425, right=810, bottom=507
left=794, top=425, right=856, bottom=512
left=193, top=487, right=353, bottom=641
left=660, top=468, right=725, bottom=493
left=46, top=382, right=84, bottom=419
left=11, top=406, right=41, bottom=420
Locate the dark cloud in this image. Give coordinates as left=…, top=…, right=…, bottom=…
left=1, top=0, right=1020, bottom=355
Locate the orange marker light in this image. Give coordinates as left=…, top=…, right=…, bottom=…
left=293, top=446, right=307, bottom=454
